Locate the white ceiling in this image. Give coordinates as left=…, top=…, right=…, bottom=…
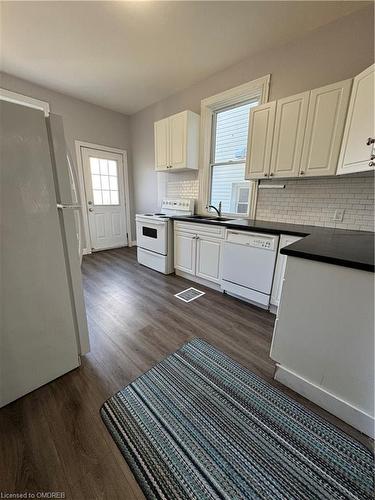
left=1, top=1, right=369, bottom=115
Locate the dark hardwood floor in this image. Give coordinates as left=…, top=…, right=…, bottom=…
left=1, top=247, right=372, bottom=498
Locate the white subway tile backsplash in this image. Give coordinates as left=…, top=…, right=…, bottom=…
left=256, top=174, right=374, bottom=232
left=164, top=170, right=374, bottom=231
left=166, top=171, right=199, bottom=200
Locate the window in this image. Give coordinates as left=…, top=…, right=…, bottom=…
left=209, top=99, right=259, bottom=215
left=89, top=157, right=119, bottom=205
left=199, top=74, right=270, bottom=217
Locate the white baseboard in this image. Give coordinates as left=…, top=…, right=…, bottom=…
left=274, top=364, right=374, bottom=438
left=130, top=240, right=137, bottom=247
left=82, top=248, right=91, bottom=255
left=175, top=270, right=222, bottom=292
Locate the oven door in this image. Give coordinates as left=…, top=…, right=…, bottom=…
left=136, top=218, right=168, bottom=255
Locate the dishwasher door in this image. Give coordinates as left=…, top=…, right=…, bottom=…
left=221, top=230, right=279, bottom=306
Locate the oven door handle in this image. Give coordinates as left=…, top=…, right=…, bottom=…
left=137, top=220, right=167, bottom=226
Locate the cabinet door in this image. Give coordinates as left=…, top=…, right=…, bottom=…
left=174, top=231, right=196, bottom=275
left=245, top=101, right=276, bottom=179
left=270, top=92, right=309, bottom=178
left=154, top=118, right=169, bottom=171
left=301, top=79, right=352, bottom=177
left=169, top=111, right=187, bottom=170
left=196, top=236, right=222, bottom=283
left=271, top=235, right=302, bottom=307
left=337, top=64, right=375, bottom=175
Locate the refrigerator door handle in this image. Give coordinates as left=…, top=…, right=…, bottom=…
left=57, top=203, right=82, bottom=209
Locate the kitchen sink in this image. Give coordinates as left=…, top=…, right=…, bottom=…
left=188, top=215, right=232, bottom=222
left=203, top=216, right=233, bottom=221
left=185, top=215, right=233, bottom=222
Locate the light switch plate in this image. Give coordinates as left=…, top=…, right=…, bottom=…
left=333, top=209, right=345, bottom=222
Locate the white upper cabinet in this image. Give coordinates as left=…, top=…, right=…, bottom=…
left=154, top=110, right=200, bottom=172
left=154, top=118, right=169, bottom=171
left=300, top=79, right=352, bottom=177
left=245, top=101, right=276, bottom=179
left=269, top=91, right=310, bottom=178
left=337, top=65, right=375, bottom=175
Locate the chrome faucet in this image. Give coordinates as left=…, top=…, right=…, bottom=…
left=206, top=201, right=222, bottom=217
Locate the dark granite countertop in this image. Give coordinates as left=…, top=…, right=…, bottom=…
left=171, top=216, right=374, bottom=273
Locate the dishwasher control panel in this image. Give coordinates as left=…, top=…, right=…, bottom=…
left=252, top=238, right=273, bottom=249
left=226, top=230, right=278, bottom=251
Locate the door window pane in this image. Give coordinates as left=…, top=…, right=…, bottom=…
left=110, top=191, right=119, bottom=205
left=89, top=156, right=120, bottom=205
left=90, top=158, right=100, bottom=174
left=91, top=174, right=101, bottom=190
left=109, top=176, right=118, bottom=190
left=93, top=190, right=103, bottom=205
left=99, top=159, right=108, bottom=175
left=101, top=176, right=109, bottom=190
left=108, top=160, right=117, bottom=176
left=102, top=190, right=111, bottom=205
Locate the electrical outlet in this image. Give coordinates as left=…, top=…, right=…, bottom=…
left=333, top=209, right=345, bottom=222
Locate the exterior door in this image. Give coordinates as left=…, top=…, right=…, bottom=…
left=174, top=231, right=196, bottom=275
left=82, top=147, right=128, bottom=251
left=270, top=91, right=309, bottom=177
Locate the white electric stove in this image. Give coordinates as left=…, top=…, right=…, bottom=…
left=136, top=198, right=195, bottom=274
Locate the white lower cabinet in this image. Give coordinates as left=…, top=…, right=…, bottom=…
left=174, top=231, right=196, bottom=275
left=196, top=236, right=222, bottom=284
left=270, top=234, right=303, bottom=307
left=174, top=222, right=224, bottom=285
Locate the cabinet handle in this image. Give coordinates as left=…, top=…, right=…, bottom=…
left=370, top=154, right=375, bottom=160
left=269, top=172, right=274, bottom=177
left=366, top=137, right=375, bottom=146
left=300, top=171, right=305, bottom=175
left=264, top=173, right=268, bottom=177
left=369, top=162, right=375, bottom=167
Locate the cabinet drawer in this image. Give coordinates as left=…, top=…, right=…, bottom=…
left=174, top=221, right=225, bottom=238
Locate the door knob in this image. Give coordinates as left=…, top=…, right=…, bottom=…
left=88, top=200, right=93, bottom=205
left=89, top=208, right=94, bottom=212
left=366, top=137, right=375, bottom=146
left=369, top=162, right=375, bottom=167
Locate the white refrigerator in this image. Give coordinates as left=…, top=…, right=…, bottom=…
left=1, top=96, right=90, bottom=407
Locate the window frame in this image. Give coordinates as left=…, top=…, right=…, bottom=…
left=198, top=75, right=270, bottom=217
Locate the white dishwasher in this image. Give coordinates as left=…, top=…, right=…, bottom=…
left=221, top=230, right=279, bottom=308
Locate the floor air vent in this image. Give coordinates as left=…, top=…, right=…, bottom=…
left=174, top=287, right=205, bottom=303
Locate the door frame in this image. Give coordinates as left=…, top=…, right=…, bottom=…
left=75, top=140, right=132, bottom=254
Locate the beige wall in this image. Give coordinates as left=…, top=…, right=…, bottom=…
left=130, top=5, right=374, bottom=215
left=0, top=71, right=135, bottom=241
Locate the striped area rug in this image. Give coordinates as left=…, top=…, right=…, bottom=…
left=101, top=338, right=374, bottom=499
